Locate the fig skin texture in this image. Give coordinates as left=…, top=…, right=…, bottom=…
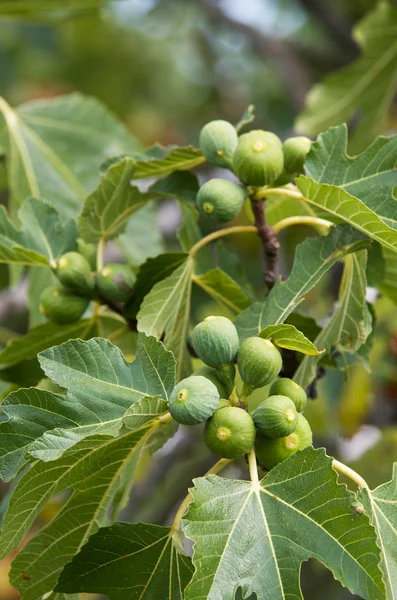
left=168, top=375, right=220, bottom=426
left=233, top=130, right=284, bottom=186
left=97, top=263, right=136, bottom=303
left=282, top=136, right=312, bottom=173
left=57, top=251, right=95, bottom=296
left=252, top=395, right=298, bottom=438
left=237, top=337, right=282, bottom=389
left=192, top=366, right=229, bottom=399
left=255, top=414, right=313, bottom=470
left=40, top=286, right=90, bottom=325
left=199, top=119, right=238, bottom=169
left=191, top=316, right=239, bottom=369
left=204, top=406, right=256, bottom=459
left=270, top=378, right=307, bottom=413
left=196, top=179, right=246, bottom=223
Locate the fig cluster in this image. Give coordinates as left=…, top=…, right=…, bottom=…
left=197, top=119, right=311, bottom=223
left=39, top=244, right=136, bottom=325
left=168, top=315, right=312, bottom=469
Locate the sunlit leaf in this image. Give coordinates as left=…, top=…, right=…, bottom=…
left=296, top=2, right=397, bottom=152
left=259, top=323, right=324, bottom=355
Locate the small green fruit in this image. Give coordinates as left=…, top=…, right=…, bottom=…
left=215, top=363, right=236, bottom=396
left=57, top=251, right=95, bottom=296
left=252, top=395, right=298, bottom=438
left=237, top=337, right=282, bottom=389
left=77, top=238, right=97, bottom=270
left=196, top=179, right=246, bottom=223
left=233, top=130, right=284, bottom=186
left=191, top=316, right=239, bottom=368
left=269, top=378, right=307, bottom=413
left=168, top=376, right=220, bottom=425
left=40, top=286, right=89, bottom=325
left=192, top=366, right=229, bottom=398
left=199, top=120, right=238, bottom=169
left=255, top=414, right=313, bottom=470
left=204, top=406, right=255, bottom=459
left=282, top=136, right=311, bottom=173
left=97, top=263, right=136, bottom=303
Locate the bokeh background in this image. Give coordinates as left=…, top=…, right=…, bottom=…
left=0, top=1, right=396, bottom=599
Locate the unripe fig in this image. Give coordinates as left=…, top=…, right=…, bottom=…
left=97, top=263, right=136, bottom=303
left=215, top=363, right=236, bottom=396
left=191, top=316, right=239, bottom=368
left=199, top=120, right=238, bottom=169
left=233, top=130, right=284, bottom=186
left=255, top=414, right=313, bottom=470
left=192, top=366, right=229, bottom=399
left=196, top=179, right=246, bottom=223
left=57, top=251, right=95, bottom=296
left=40, top=286, right=89, bottom=325
left=168, top=376, right=219, bottom=425
left=282, top=136, right=311, bottom=173
left=252, top=395, right=298, bottom=438
left=237, top=337, right=282, bottom=389
left=269, top=378, right=307, bottom=413
left=77, top=238, right=97, bottom=270
left=204, top=406, right=255, bottom=459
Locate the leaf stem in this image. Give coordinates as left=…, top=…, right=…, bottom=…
left=248, top=447, right=259, bottom=487
left=188, top=215, right=332, bottom=259
left=189, top=226, right=257, bottom=257
left=170, top=458, right=231, bottom=533
left=97, top=236, right=105, bottom=272
left=273, top=216, right=332, bottom=234
left=332, top=459, right=369, bottom=489
left=158, top=411, right=173, bottom=425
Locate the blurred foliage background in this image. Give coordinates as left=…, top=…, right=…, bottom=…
left=0, top=1, right=396, bottom=599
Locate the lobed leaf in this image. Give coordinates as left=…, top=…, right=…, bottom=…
left=0, top=334, right=175, bottom=479
left=130, top=145, right=205, bottom=179
left=294, top=250, right=371, bottom=389
left=183, top=447, right=385, bottom=600
left=0, top=197, right=76, bottom=267
left=360, top=464, right=397, bottom=599
left=2, top=424, right=155, bottom=600
left=56, top=523, right=193, bottom=599
left=295, top=2, right=397, bottom=152
left=0, top=93, right=139, bottom=217
left=236, top=224, right=369, bottom=340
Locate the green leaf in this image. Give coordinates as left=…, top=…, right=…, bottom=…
left=235, top=104, right=255, bottom=133
left=0, top=0, right=104, bottom=20
left=124, top=252, right=188, bottom=318
left=193, top=268, right=252, bottom=314
left=130, top=145, right=205, bottom=179
left=297, top=127, right=397, bottom=254
left=78, top=158, right=153, bottom=242
left=295, top=2, right=397, bottom=152
left=236, top=224, right=369, bottom=340
left=0, top=318, right=96, bottom=367
left=149, top=170, right=199, bottom=204
left=2, top=424, right=156, bottom=600
left=183, top=447, right=384, bottom=600
left=0, top=93, right=139, bottom=217
left=27, top=266, right=55, bottom=326
left=56, top=522, right=193, bottom=599
left=118, top=202, right=165, bottom=267
left=303, top=125, right=397, bottom=230
left=137, top=257, right=194, bottom=380
left=294, top=250, right=370, bottom=389
left=360, top=464, right=397, bottom=599
left=0, top=197, right=76, bottom=266
left=378, top=246, right=397, bottom=303
left=259, top=323, right=324, bottom=355
left=0, top=334, right=175, bottom=479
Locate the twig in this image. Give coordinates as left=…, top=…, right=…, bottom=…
left=250, top=197, right=279, bottom=291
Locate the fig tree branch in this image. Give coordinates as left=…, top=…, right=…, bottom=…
left=250, top=196, right=279, bottom=291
